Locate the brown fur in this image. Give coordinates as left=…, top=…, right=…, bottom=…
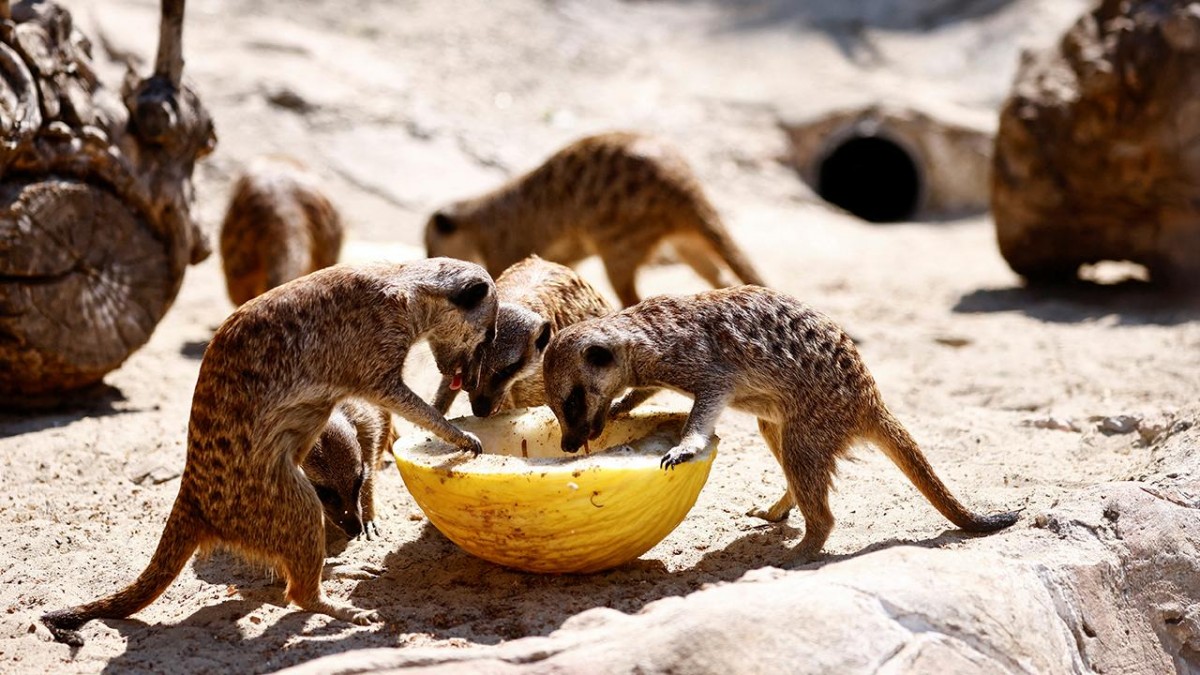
left=433, top=256, right=612, bottom=417
left=220, top=156, right=343, bottom=306
left=425, top=132, right=765, bottom=307
left=42, top=259, right=497, bottom=645
left=542, top=286, right=1018, bottom=561
left=303, top=398, right=396, bottom=540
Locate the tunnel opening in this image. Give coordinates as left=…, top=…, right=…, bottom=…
left=816, top=135, right=921, bottom=223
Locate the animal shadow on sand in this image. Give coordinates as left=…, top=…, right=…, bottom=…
left=91, top=518, right=973, bottom=673
left=0, top=383, right=134, bottom=438
left=954, top=279, right=1200, bottom=326
left=348, top=518, right=972, bottom=646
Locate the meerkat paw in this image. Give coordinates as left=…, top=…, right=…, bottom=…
left=302, top=597, right=381, bottom=625
left=747, top=493, right=794, bottom=523
left=326, top=562, right=383, bottom=580
left=362, top=520, right=381, bottom=541
left=747, top=506, right=792, bottom=523
left=660, top=445, right=697, bottom=470
left=456, top=430, right=484, bottom=456
left=347, top=608, right=381, bottom=626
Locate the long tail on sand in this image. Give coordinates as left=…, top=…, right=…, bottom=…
left=867, top=409, right=1020, bottom=532
left=41, top=499, right=204, bottom=646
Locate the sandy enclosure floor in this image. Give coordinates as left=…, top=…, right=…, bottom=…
left=3, top=0, right=1199, bottom=672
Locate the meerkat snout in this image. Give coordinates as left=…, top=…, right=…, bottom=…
left=544, top=335, right=625, bottom=453
left=431, top=256, right=613, bottom=420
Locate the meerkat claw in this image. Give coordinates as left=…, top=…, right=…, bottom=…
left=660, top=447, right=695, bottom=470
left=363, top=520, right=380, bottom=541
left=458, top=430, right=484, bottom=456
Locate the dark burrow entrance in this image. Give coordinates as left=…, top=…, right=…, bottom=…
left=817, top=135, right=921, bottom=223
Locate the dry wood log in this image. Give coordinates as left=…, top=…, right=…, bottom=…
left=0, top=0, right=214, bottom=406
left=992, top=0, right=1200, bottom=284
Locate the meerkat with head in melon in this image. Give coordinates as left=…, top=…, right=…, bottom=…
left=433, top=255, right=613, bottom=417
left=542, top=286, right=1018, bottom=561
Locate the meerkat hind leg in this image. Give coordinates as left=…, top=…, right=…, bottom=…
left=673, top=236, right=732, bottom=288
left=268, top=485, right=379, bottom=624
left=778, top=424, right=842, bottom=563
left=747, top=420, right=794, bottom=522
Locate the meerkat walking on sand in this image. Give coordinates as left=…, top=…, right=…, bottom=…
left=220, top=155, right=343, bottom=306
left=542, top=286, right=1018, bottom=561
left=433, top=256, right=612, bottom=417
left=425, top=132, right=765, bottom=307
left=303, top=398, right=396, bottom=540
left=42, top=259, right=497, bottom=645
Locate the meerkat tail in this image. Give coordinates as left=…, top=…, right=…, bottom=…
left=41, top=499, right=205, bottom=645
left=867, top=410, right=1019, bottom=532
left=695, top=210, right=767, bottom=287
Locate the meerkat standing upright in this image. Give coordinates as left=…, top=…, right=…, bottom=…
left=542, top=286, right=1018, bottom=560
left=220, top=155, right=343, bottom=306
left=432, top=255, right=612, bottom=417
left=42, top=259, right=497, bottom=645
left=303, top=398, right=396, bottom=540
left=425, top=132, right=765, bottom=307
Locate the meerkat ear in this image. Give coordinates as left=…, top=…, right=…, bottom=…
left=583, top=345, right=614, bottom=368
left=450, top=281, right=490, bottom=310
left=534, top=321, right=551, bottom=353
left=433, top=212, right=457, bottom=235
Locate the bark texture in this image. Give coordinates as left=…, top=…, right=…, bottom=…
left=992, top=0, right=1200, bottom=283
left=0, top=0, right=213, bottom=405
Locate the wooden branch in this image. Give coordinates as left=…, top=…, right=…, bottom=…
left=154, top=0, right=185, bottom=87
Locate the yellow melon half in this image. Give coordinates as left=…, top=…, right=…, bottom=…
left=392, top=406, right=717, bottom=574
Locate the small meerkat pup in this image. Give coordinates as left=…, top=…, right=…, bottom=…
left=542, top=286, right=1018, bottom=561
left=42, top=258, right=497, bottom=645
left=425, top=131, right=765, bottom=307
left=303, top=398, right=396, bottom=540
left=220, top=155, right=343, bottom=306
left=433, top=255, right=612, bottom=417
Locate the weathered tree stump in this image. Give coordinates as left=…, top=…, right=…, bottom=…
left=992, top=0, right=1200, bottom=284
left=0, top=0, right=214, bottom=406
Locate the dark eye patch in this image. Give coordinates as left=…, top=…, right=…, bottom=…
left=451, top=281, right=490, bottom=310
left=492, top=360, right=524, bottom=387
left=313, top=485, right=340, bottom=506
left=562, top=385, right=585, bottom=426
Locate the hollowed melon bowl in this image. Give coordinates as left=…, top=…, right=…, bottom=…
left=392, top=406, right=717, bottom=574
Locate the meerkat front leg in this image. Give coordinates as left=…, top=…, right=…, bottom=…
left=661, top=388, right=731, bottom=469
left=609, top=387, right=660, bottom=417
left=375, top=383, right=483, bottom=455
left=431, top=374, right=458, bottom=415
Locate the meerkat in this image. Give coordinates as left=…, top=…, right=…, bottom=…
left=432, top=255, right=612, bottom=418
left=42, top=258, right=497, bottom=646
left=303, top=398, right=396, bottom=540
left=220, top=155, right=343, bottom=306
left=425, top=131, right=765, bottom=307
left=542, top=286, right=1018, bottom=561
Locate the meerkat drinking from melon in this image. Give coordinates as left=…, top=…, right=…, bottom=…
left=42, top=259, right=497, bottom=645
left=425, top=132, right=765, bottom=307
left=542, top=286, right=1018, bottom=560
left=433, top=255, right=612, bottom=417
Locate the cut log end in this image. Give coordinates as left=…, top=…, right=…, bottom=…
left=0, top=179, right=172, bottom=401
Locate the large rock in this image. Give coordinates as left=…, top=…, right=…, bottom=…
left=992, top=0, right=1200, bottom=283
left=281, top=473, right=1200, bottom=674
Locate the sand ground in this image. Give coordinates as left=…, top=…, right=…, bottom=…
left=2, top=0, right=1199, bottom=672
